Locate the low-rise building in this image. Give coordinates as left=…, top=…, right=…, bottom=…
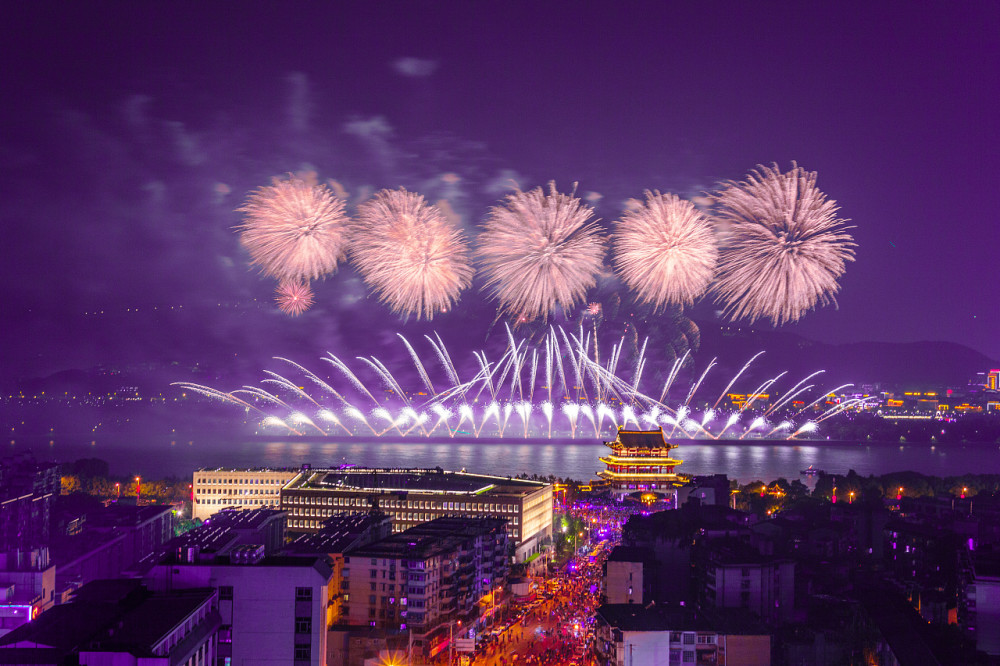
left=0, top=548, right=56, bottom=636
left=52, top=504, right=174, bottom=596
left=280, top=467, right=550, bottom=562
left=145, top=549, right=332, bottom=666
left=192, top=467, right=299, bottom=520
left=0, top=579, right=220, bottom=666
left=603, top=546, right=655, bottom=605
left=594, top=603, right=771, bottom=666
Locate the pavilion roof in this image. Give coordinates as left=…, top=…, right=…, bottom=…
left=607, top=428, right=675, bottom=449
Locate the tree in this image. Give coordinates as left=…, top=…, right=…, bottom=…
left=60, top=475, right=81, bottom=495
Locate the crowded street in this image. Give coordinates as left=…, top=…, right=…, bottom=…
left=466, top=499, right=646, bottom=666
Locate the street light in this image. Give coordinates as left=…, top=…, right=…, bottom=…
left=447, top=619, right=462, bottom=666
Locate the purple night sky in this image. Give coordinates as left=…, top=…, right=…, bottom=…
left=2, top=2, right=998, bottom=382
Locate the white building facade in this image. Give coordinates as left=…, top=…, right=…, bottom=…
left=192, top=468, right=298, bottom=521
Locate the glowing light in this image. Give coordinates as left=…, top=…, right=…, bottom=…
left=237, top=173, right=349, bottom=283
left=712, top=163, right=856, bottom=325
left=351, top=188, right=473, bottom=320
left=275, top=280, right=314, bottom=316
left=478, top=183, right=606, bottom=320
left=613, top=191, right=717, bottom=309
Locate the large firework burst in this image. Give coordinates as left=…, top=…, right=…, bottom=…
left=613, top=191, right=717, bottom=310
left=712, top=164, right=855, bottom=325
left=237, top=174, right=350, bottom=283
left=350, top=188, right=473, bottom=320
left=478, top=183, right=606, bottom=320
left=275, top=280, right=315, bottom=316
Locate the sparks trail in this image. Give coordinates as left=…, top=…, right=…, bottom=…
left=176, top=328, right=872, bottom=441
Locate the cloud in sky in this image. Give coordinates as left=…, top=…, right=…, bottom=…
left=392, top=57, right=438, bottom=77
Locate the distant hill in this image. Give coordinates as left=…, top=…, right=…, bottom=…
left=696, top=323, right=998, bottom=390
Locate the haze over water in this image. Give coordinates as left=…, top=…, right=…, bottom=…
left=11, top=437, right=1000, bottom=484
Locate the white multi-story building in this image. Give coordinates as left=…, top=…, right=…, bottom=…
left=192, top=468, right=298, bottom=521
left=280, top=468, right=552, bottom=562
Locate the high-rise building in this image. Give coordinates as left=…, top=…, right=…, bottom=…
left=280, top=468, right=551, bottom=562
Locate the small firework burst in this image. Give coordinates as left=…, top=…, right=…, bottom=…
left=712, top=163, right=855, bottom=325
left=350, top=188, right=473, bottom=320
left=478, top=183, right=606, bottom=320
left=585, top=302, right=602, bottom=317
left=275, top=280, right=314, bottom=316
left=613, top=191, right=717, bottom=310
left=237, top=174, right=350, bottom=283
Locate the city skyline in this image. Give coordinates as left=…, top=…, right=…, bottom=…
left=2, top=2, right=998, bottom=383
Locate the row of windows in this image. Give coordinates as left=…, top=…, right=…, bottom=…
left=196, top=476, right=288, bottom=486
left=199, top=488, right=278, bottom=496
left=200, top=498, right=278, bottom=506
left=286, top=494, right=519, bottom=513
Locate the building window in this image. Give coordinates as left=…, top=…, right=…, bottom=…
left=219, top=625, right=233, bottom=643
left=219, top=586, right=234, bottom=600
left=294, top=644, right=311, bottom=661
left=295, top=587, right=312, bottom=601
left=295, top=617, right=312, bottom=633
left=683, top=652, right=695, bottom=663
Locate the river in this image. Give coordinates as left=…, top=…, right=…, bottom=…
left=9, top=436, right=1000, bottom=483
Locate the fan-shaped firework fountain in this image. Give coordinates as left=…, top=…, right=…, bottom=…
left=174, top=327, right=870, bottom=440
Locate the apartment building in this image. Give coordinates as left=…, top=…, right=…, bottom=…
left=341, top=517, right=509, bottom=660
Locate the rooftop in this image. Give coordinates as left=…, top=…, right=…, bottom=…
left=287, top=467, right=548, bottom=496
left=597, top=603, right=704, bottom=632
left=205, top=507, right=286, bottom=529
left=287, top=513, right=390, bottom=554
left=606, top=428, right=677, bottom=450
left=597, top=603, right=770, bottom=635
left=606, top=546, right=656, bottom=563
left=347, top=517, right=509, bottom=560
left=0, top=580, right=216, bottom=657
left=195, top=466, right=300, bottom=473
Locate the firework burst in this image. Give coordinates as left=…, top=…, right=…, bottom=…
left=237, top=174, right=350, bottom=283
left=613, top=191, right=717, bottom=309
left=275, top=280, right=314, bottom=316
left=351, top=189, right=473, bottom=320
left=712, top=164, right=855, bottom=325
left=478, top=183, right=606, bottom=320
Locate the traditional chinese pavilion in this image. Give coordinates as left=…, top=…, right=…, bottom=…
left=598, top=427, right=683, bottom=494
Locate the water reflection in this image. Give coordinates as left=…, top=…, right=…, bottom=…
left=8, top=437, right=1000, bottom=483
